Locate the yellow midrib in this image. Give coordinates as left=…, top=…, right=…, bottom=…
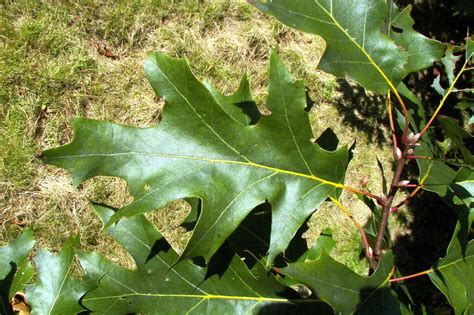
left=314, top=0, right=400, bottom=93
left=54, top=151, right=346, bottom=189
left=83, top=292, right=320, bottom=303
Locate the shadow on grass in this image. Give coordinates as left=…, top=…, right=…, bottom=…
left=333, top=79, right=389, bottom=145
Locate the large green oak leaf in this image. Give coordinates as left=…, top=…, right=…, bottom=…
left=80, top=204, right=332, bottom=314
left=250, top=0, right=408, bottom=93
left=41, top=51, right=349, bottom=265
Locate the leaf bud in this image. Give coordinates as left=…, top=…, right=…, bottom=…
left=398, top=180, right=410, bottom=187
left=407, top=132, right=421, bottom=146
left=394, top=147, right=402, bottom=161
left=368, top=246, right=374, bottom=258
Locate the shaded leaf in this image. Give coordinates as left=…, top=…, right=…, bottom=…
left=456, top=99, right=474, bottom=111
left=438, top=173, right=474, bottom=271
left=224, top=202, right=273, bottom=269
left=429, top=167, right=474, bottom=314
left=281, top=228, right=336, bottom=299
left=467, top=38, right=474, bottom=62
left=8, top=260, right=34, bottom=301
left=0, top=230, right=35, bottom=280
left=26, top=237, right=90, bottom=315
left=376, top=158, right=388, bottom=196
left=438, top=116, right=474, bottom=164
left=450, top=174, right=473, bottom=210
left=441, top=45, right=462, bottom=86
left=396, top=82, right=427, bottom=134
left=298, top=228, right=335, bottom=262
left=431, top=73, right=446, bottom=96
left=0, top=231, right=35, bottom=315
left=447, top=168, right=474, bottom=250
left=280, top=251, right=399, bottom=314
left=415, top=141, right=457, bottom=197
left=81, top=204, right=331, bottom=314
left=455, top=77, right=474, bottom=130
left=250, top=0, right=408, bottom=93
left=429, top=229, right=474, bottom=315
left=41, top=51, right=349, bottom=265
left=226, top=201, right=320, bottom=271
left=388, top=4, right=446, bottom=73
left=391, top=271, right=416, bottom=315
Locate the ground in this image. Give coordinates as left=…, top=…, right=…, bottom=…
left=0, top=0, right=400, bottom=274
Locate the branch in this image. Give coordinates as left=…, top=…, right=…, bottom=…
left=372, top=151, right=407, bottom=263
left=371, top=133, right=421, bottom=269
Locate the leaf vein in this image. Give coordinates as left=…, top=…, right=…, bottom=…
left=47, top=249, right=73, bottom=315
left=47, top=152, right=344, bottom=189
left=184, top=171, right=278, bottom=256
left=154, top=61, right=251, bottom=163
left=277, top=71, right=313, bottom=175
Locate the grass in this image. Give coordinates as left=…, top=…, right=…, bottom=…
left=0, top=0, right=397, bottom=274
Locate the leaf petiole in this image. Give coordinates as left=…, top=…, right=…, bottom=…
left=389, top=269, right=432, bottom=283
left=329, top=197, right=373, bottom=263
